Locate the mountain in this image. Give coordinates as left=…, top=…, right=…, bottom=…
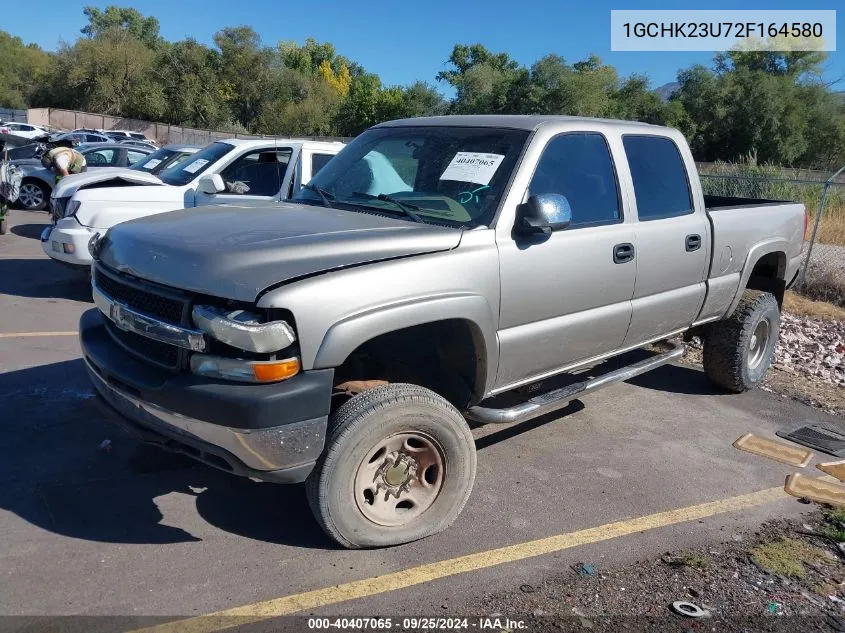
left=655, top=82, right=679, bottom=102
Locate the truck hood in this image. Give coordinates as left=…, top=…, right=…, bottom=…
left=97, top=203, right=463, bottom=302
left=53, top=169, right=161, bottom=198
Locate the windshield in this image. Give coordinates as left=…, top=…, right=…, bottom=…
left=158, top=142, right=232, bottom=186
left=293, top=126, right=530, bottom=227
left=131, top=148, right=195, bottom=174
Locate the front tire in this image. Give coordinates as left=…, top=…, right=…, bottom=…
left=306, top=383, right=476, bottom=548
left=703, top=290, right=780, bottom=392
left=18, top=180, right=50, bottom=211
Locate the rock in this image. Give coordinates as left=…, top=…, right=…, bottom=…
left=773, top=312, right=844, bottom=388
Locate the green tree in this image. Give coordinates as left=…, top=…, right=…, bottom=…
left=0, top=31, right=52, bottom=109
left=81, top=5, right=161, bottom=48
left=213, top=26, right=274, bottom=130
left=153, top=39, right=228, bottom=128
left=41, top=28, right=160, bottom=118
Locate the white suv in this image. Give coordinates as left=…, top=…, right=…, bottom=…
left=41, top=138, right=345, bottom=270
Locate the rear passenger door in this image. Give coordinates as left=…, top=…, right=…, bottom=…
left=495, top=132, right=637, bottom=390
left=288, top=150, right=338, bottom=198
left=621, top=134, right=709, bottom=347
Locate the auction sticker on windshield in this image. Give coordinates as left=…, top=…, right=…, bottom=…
left=183, top=158, right=209, bottom=174
left=142, top=159, right=162, bottom=169
left=440, top=152, right=505, bottom=185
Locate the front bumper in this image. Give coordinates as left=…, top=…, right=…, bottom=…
left=80, top=308, right=333, bottom=483
left=41, top=218, right=95, bottom=268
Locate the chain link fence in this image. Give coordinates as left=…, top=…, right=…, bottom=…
left=699, top=165, right=845, bottom=307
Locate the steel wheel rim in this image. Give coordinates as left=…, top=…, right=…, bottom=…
left=19, top=184, right=43, bottom=208
left=354, top=431, right=446, bottom=527
left=748, top=318, right=771, bottom=371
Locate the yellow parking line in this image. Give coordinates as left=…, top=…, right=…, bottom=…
left=0, top=331, right=77, bottom=338
left=130, top=485, right=786, bottom=633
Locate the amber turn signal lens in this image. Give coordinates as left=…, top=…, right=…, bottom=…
left=252, top=358, right=300, bottom=382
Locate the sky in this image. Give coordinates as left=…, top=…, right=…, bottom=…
left=3, top=0, right=843, bottom=95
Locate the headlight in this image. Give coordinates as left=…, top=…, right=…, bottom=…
left=191, top=305, right=295, bottom=353
left=64, top=199, right=81, bottom=218
left=190, top=354, right=300, bottom=383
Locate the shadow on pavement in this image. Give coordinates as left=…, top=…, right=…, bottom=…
left=10, top=223, right=46, bottom=240
left=625, top=361, right=724, bottom=396
left=0, top=258, right=91, bottom=301
left=475, top=401, right=585, bottom=451
left=0, top=358, right=333, bottom=550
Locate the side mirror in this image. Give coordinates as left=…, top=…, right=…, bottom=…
left=197, top=173, right=225, bottom=194
left=515, top=193, right=572, bottom=236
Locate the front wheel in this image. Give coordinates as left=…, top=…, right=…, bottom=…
left=18, top=180, right=50, bottom=211
left=703, top=290, right=780, bottom=392
left=306, top=383, right=476, bottom=548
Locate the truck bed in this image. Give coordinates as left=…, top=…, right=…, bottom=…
left=704, top=194, right=798, bottom=211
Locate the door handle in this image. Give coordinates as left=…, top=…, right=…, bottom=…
left=685, top=234, right=702, bottom=252
left=613, top=243, right=635, bottom=264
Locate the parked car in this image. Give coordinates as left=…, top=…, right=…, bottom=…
left=115, top=139, right=159, bottom=150
left=104, top=130, right=157, bottom=145
left=0, top=123, right=49, bottom=139
left=16, top=142, right=153, bottom=211
left=42, top=138, right=344, bottom=269
left=52, top=131, right=112, bottom=144
left=79, top=115, right=806, bottom=548
left=48, top=144, right=200, bottom=219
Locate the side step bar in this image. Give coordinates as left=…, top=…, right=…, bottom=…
left=465, top=341, right=685, bottom=425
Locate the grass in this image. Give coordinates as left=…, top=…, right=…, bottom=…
left=797, top=267, right=845, bottom=309
left=809, top=206, right=845, bottom=246
left=749, top=538, right=829, bottom=578
left=699, top=162, right=845, bottom=246
left=783, top=290, right=845, bottom=320
left=679, top=553, right=709, bottom=569
left=821, top=507, right=845, bottom=543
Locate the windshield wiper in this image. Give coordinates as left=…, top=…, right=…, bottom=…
left=301, top=183, right=334, bottom=208
left=350, top=191, right=424, bottom=224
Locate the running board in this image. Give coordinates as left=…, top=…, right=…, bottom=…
left=465, top=341, right=685, bottom=425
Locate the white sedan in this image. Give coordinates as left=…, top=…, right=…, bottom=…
left=0, top=122, right=49, bottom=139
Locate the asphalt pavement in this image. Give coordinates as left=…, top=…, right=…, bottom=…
left=0, top=208, right=840, bottom=630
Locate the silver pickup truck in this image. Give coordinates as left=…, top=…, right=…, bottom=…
left=80, top=115, right=806, bottom=548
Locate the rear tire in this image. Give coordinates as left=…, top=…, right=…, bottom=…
left=306, top=383, right=476, bottom=548
left=703, top=290, right=780, bottom=393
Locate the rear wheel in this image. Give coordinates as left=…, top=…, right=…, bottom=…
left=18, top=180, right=50, bottom=211
left=306, top=383, right=476, bottom=548
left=703, top=290, right=780, bottom=392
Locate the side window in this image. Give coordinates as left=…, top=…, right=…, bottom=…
left=310, top=153, right=334, bottom=177
left=126, top=150, right=148, bottom=165
left=527, top=133, right=621, bottom=228
left=219, top=149, right=292, bottom=196
left=84, top=149, right=115, bottom=166
left=623, top=135, right=693, bottom=221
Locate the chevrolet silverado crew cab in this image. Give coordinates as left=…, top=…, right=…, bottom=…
left=80, top=115, right=806, bottom=548
left=42, top=138, right=344, bottom=270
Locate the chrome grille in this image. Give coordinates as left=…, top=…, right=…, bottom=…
left=94, top=266, right=186, bottom=323
left=104, top=320, right=181, bottom=370
left=94, top=265, right=191, bottom=371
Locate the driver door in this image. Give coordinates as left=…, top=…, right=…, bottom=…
left=495, top=132, right=637, bottom=390
left=194, top=147, right=293, bottom=208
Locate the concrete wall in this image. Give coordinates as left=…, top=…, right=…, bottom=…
left=26, top=108, right=351, bottom=145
